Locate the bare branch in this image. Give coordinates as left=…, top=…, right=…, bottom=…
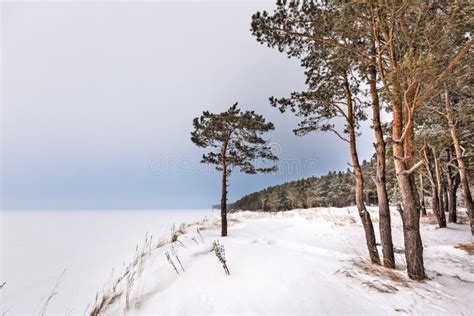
left=403, top=160, right=424, bottom=176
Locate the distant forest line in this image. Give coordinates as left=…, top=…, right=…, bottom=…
left=231, top=149, right=474, bottom=212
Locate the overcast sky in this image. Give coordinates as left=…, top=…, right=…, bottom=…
left=1, top=1, right=377, bottom=210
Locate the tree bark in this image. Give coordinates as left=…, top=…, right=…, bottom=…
left=220, top=140, right=229, bottom=237
left=446, top=148, right=459, bottom=223
left=368, top=44, right=394, bottom=268
left=438, top=180, right=445, bottom=216
left=447, top=187, right=457, bottom=223
left=418, top=172, right=427, bottom=216
left=434, top=152, right=447, bottom=227
left=447, top=176, right=459, bottom=224
left=424, top=146, right=446, bottom=228
left=441, top=181, right=449, bottom=215
left=444, top=89, right=474, bottom=235
left=344, top=73, right=381, bottom=265
left=220, top=168, right=228, bottom=237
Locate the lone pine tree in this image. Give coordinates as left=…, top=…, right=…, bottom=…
left=191, top=103, right=278, bottom=236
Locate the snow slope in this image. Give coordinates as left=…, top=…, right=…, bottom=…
left=1, top=207, right=473, bottom=315
left=108, top=208, right=473, bottom=315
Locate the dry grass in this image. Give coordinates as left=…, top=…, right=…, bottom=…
left=39, top=270, right=66, bottom=316
left=337, top=257, right=410, bottom=294
left=89, top=234, right=167, bottom=316
left=194, top=216, right=241, bottom=231
left=455, top=242, right=474, bottom=255
left=352, top=258, right=410, bottom=288
left=88, top=214, right=237, bottom=315
left=361, top=280, right=399, bottom=293
left=170, top=223, right=187, bottom=242
left=196, top=220, right=220, bottom=231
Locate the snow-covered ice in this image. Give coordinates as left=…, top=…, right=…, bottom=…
left=1, top=207, right=473, bottom=315
left=0, top=209, right=213, bottom=314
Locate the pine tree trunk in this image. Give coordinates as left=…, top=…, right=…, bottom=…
left=368, top=49, right=394, bottom=268
left=434, top=154, right=447, bottom=227
left=372, top=20, right=426, bottom=279
left=220, top=141, right=229, bottom=237
left=405, top=123, right=424, bottom=218
left=220, top=166, right=228, bottom=237
left=391, top=78, right=425, bottom=280
left=438, top=182, right=445, bottom=216
left=446, top=148, right=458, bottom=223
left=444, top=89, right=474, bottom=235
left=419, top=172, right=427, bottom=216
left=375, top=25, right=425, bottom=279
left=442, top=181, right=449, bottom=215
left=424, top=146, right=446, bottom=228
left=344, top=73, right=380, bottom=265
left=400, top=85, right=423, bottom=218
left=447, top=185, right=457, bottom=223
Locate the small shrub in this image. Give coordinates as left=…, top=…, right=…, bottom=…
left=213, top=241, right=230, bottom=275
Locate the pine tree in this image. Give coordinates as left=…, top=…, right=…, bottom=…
left=367, top=1, right=473, bottom=279
left=417, top=74, right=473, bottom=228
left=422, top=144, right=447, bottom=228
left=191, top=103, right=278, bottom=236
left=252, top=0, right=381, bottom=266
left=252, top=0, right=473, bottom=280
left=441, top=77, right=474, bottom=232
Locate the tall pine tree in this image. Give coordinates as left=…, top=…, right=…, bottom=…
left=251, top=1, right=382, bottom=265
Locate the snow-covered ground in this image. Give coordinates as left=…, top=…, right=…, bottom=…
left=1, top=207, right=473, bottom=315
